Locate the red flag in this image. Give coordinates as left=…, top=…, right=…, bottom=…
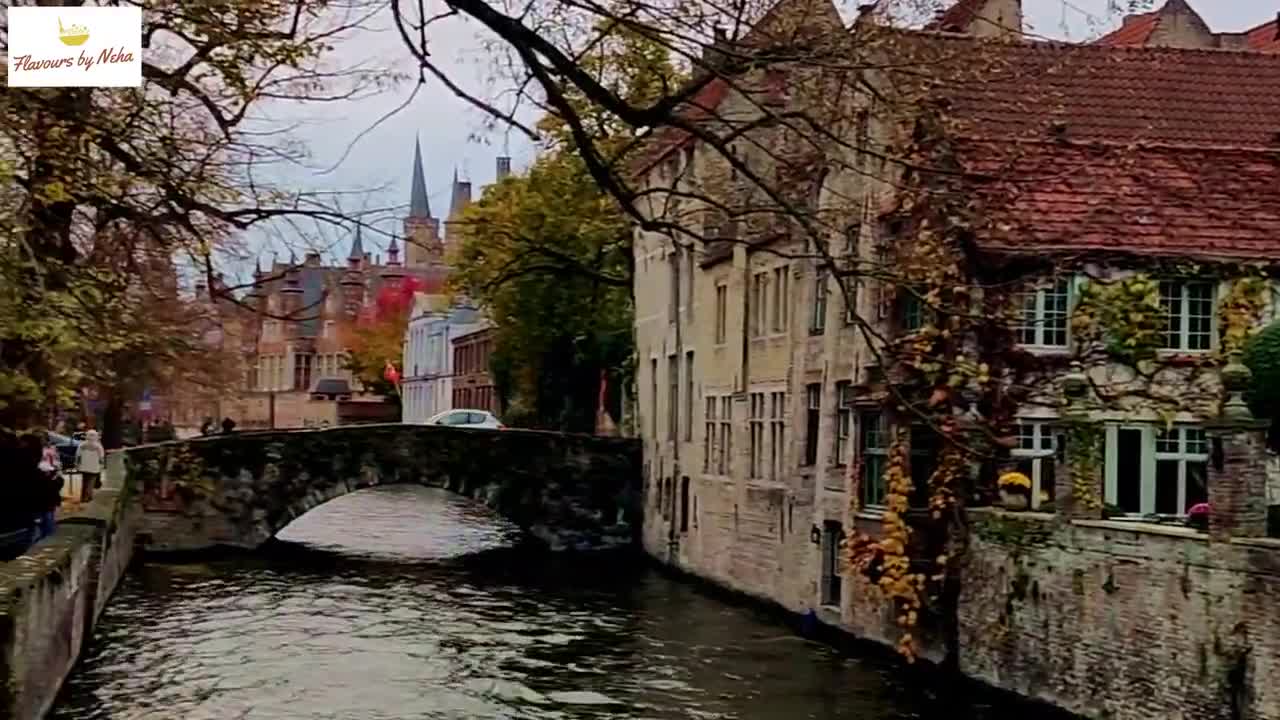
left=383, top=360, right=401, bottom=387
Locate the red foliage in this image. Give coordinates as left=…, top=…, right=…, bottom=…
left=358, top=276, right=423, bottom=326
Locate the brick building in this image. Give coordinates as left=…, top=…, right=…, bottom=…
left=213, top=136, right=476, bottom=429
left=451, top=326, right=499, bottom=414
left=632, top=0, right=1280, bottom=717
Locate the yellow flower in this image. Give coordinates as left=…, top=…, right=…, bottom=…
left=998, top=471, right=1031, bottom=490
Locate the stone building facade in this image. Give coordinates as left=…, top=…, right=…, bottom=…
left=633, top=0, right=1280, bottom=717
left=222, top=136, right=471, bottom=429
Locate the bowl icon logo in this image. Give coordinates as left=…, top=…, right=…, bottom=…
left=58, top=17, right=89, bottom=46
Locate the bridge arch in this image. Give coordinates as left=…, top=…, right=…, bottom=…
left=122, top=424, right=641, bottom=553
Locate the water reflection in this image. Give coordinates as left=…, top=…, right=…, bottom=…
left=53, top=486, right=1031, bottom=720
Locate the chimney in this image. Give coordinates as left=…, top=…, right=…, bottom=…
left=695, top=26, right=731, bottom=80
left=304, top=251, right=322, bottom=267
left=496, top=156, right=511, bottom=180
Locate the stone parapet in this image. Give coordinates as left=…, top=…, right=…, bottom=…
left=0, top=458, right=142, bottom=720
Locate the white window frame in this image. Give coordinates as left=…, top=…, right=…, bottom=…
left=749, top=392, right=766, bottom=479
left=1104, top=424, right=1210, bottom=517
left=718, top=396, right=733, bottom=476
left=1159, top=280, right=1215, bottom=353
left=834, top=382, right=852, bottom=466
left=1011, top=421, right=1059, bottom=510
left=811, top=269, right=828, bottom=335
left=704, top=397, right=717, bottom=474
left=714, top=284, right=728, bottom=345
left=858, top=410, right=888, bottom=508
left=769, top=391, right=786, bottom=480
left=771, top=265, right=789, bottom=334
left=1014, top=278, right=1072, bottom=350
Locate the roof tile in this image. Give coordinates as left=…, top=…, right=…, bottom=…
left=962, top=141, right=1280, bottom=260
left=911, top=36, right=1280, bottom=149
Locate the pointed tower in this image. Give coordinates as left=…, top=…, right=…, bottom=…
left=386, top=234, right=401, bottom=266
left=348, top=224, right=365, bottom=269
left=444, top=167, right=473, bottom=244
left=404, top=137, right=443, bottom=268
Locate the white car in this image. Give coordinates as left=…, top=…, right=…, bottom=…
left=425, top=409, right=505, bottom=430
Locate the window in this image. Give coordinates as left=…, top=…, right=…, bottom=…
left=685, top=248, right=695, bottom=323
left=811, top=270, right=828, bottom=335
left=844, top=221, right=860, bottom=259
left=771, top=265, right=789, bottom=333
left=704, top=397, right=717, bottom=473
left=669, top=251, right=680, bottom=322
left=680, top=348, right=701, bottom=438
left=751, top=271, right=769, bottom=338
left=859, top=411, right=888, bottom=507
left=1105, top=425, right=1209, bottom=516
left=293, top=353, right=313, bottom=391
left=1012, top=422, right=1060, bottom=510
left=650, top=359, right=658, bottom=440
left=749, top=392, right=766, bottom=479
left=803, top=384, right=821, bottom=466
left=718, top=396, right=733, bottom=475
left=1155, top=428, right=1209, bottom=515
left=1015, top=279, right=1070, bottom=348
left=820, top=521, right=843, bottom=607
left=901, top=292, right=925, bottom=333
left=1160, top=281, right=1214, bottom=352
left=834, top=382, right=852, bottom=465
left=769, top=391, right=786, bottom=480
left=910, top=424, right=942, bottom=505
left=714, top=284, right=728, bottom=344
left=668, top=354, right=679, bottom=441
left=679, top=476, right=690, bottom=533
left=846, top=279, right=859, bottom=325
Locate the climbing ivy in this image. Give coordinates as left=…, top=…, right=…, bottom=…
left=1063, top=419, right=1103, bottom=513
left=1219, top=274, right=1270, bottom=356
left=1071, top=275, right=1164, bottom=363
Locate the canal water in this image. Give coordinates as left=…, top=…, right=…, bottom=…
left=52, top=486, right=1028, bottom=720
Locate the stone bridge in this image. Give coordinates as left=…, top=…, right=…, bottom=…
left=123, top=424, right=642, bottom=553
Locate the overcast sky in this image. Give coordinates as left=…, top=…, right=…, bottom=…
left=246, top=0, right=1278, bottom=268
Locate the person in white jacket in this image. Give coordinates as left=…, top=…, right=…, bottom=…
left=75, top=430, right=105, bottom=502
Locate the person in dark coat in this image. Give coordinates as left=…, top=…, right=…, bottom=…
left=221, top=417, right=236, bottom=434
left=0, top=435, right=44, bottom=558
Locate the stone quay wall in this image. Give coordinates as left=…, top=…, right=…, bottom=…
left=0, top=452, right=142, bottom=720
left=960, top=511, right=1280, bottom=720
left=128, top=424, right=643, bottom=553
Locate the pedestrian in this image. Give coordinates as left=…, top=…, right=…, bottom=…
left=75, top=429, right=105, bottom=503
left=221, top=416, right=236, bottom=434
left=36, top=436, right=63, bottom=540
left=200, top=417, right=214, bottom=436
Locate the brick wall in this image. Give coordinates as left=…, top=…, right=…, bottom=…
left=959, top=511, right=1280, bottom=720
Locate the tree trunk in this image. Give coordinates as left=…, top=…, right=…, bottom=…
left=102, top=395, right=125, bottom=450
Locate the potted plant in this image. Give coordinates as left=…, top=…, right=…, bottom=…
left=1186, top=502, right=1212, bottom=532
left=997, top=471, right=1032, bottom=511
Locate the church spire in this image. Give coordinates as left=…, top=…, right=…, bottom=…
left=409, top=136, right=431, bottom=218
left=348, top=223, right=365, bottom=267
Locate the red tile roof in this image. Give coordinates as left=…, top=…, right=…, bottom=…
left=909, top=36, right=1280, bottom=149
left=1248, top=19, right=1280, bottom=52
left=1094, top=12, right=1158, bottom=47
left=925, top=0, right=985, bottom=31
left=961, top=141, right=1280, bottom=260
